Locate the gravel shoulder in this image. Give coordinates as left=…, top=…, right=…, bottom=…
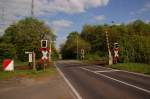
left=0, top=72, right=74, bottom=99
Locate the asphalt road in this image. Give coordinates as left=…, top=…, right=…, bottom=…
left=56, top=60, right=150, bottom=99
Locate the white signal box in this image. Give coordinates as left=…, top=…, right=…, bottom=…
left=25, top=52, right=33, bottom=62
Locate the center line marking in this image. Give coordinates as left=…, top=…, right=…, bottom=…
left=95, top=70, right=121, bottom=73
left=79, top=67, right=150, bottom=94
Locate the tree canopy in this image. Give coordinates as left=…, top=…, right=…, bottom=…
left=0, top=17, right=56, bottom=61
left=61, top=20, right=150, bottom=64
left=61, top=32, right=90, bottom=59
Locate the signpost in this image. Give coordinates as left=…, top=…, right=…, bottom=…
left=25, top=52, right=32, bottom=67
left=40, top=40, right=49, bottom=70
left=25, top=51, right=36, bottom=70
left=29, top=53, right=33, bottom=63
left=3, top=59, right=14, bottom=71
left=113, top=43, right=119, bottom=64
left=81, top=49, right=85, bottom=60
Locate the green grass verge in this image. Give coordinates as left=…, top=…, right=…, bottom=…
left=0, top=67, right=57, bottom=80
left=0, top=60, right=28, bottom=68
left=110, top=63, right=150, bottom=75
left=13, top=60, right=28, bottom=66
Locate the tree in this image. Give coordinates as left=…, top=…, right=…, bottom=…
left=1, top=17, right=55, bottom=61
left=61, top=32, right=91, bottom=59
left=81, top=25, right=107, bottom=56
left=61, top=20, right=150, bottom=64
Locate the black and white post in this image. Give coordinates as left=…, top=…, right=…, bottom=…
left=105, top=30, right=113, bottom=65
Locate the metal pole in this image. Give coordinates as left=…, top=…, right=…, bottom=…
left=49, top=41, right=52, bottom=61
left=77, top=35, right=79, bottom=60
left=105, top=31, right=113, bottom=65
left=0, top=7, right=4, bottom=27
left=31, top=0, right=34, bottom=17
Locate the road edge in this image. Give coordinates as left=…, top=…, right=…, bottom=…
left=94, top=65, right=150, bottom=78
left=54, top=61, right=82, bottom=99
left=80, top=67, right=150, bottom=94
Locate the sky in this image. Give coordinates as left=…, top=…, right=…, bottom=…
left=0, top=0, right=150, bottom=48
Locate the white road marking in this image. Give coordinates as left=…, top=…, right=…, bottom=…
left=54, top=62, right=82, bottom=99
left=80, top=67, right=150, bottom=94
left=95, top=65, right=150, bottom=78
left=95, top=70, right=121, bottom=73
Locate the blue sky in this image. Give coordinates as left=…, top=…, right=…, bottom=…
left=0, top=0, right=150, bottom=48
left=37, top=0, right=150, bottom=48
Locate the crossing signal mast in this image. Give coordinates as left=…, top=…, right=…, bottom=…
left=31, top=0, right=34, bottom=17
left=105, top=30, right=113, bottom=65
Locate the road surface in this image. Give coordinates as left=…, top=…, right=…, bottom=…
left=56, top=60, right=150, bottom=99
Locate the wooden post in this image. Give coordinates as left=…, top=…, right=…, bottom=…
left=32, top=51, right=36, bottom=71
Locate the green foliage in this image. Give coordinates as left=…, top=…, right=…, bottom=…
left=0, top=17, right=56, bottom=61
left=61, top=20, right=150, bottom=64
left=84, top=53, right=101, bottom=61
left=81, top=25, right=107, bottom=53
left=111, top=63, right=150, bottom=74
left=61, top=32, right=91, bottom=59
left=0, top=43, right=16, bottom=62
left=0, top=67, right=57, bottom=80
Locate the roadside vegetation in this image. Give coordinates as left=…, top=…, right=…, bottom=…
left=0, top=67, right=57, bottom=80
left=110, top=63, right=150, bottom=75
left=60, top=20, right=150, bottom=74
left=61, top=20, right=150, bottom=64
left=0, top=17, right=59, bottom=80
left=0, top=60, right=28, bottom=68
left=0, top=17, right=58, bottom=62
left=0, top=60, right=57, bottom=80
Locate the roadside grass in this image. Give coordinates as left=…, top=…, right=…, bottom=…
left=0, top=60, right=28, bottom=68
left=0, top=65, right=57, bottom=80
left=110, top=63, right=150, bottom=75
left=13, top=60, right=28, bottom=66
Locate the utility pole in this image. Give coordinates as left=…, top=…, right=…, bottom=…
left=0, top=6, right=5, bottom=35
left=76, top=35, right=79, bottom=60
left=31, top=0, right=34, bottom=17
left=32, top=51, right=36, bottom=71
left=49, top=40, right=52, bottom=61
left=105, top=30, right=113, bottom=65
left=0, top=7, right=4, bottom=27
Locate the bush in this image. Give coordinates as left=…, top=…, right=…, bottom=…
left=0, top=43, right=16, bottom=62
left=85, top=53, right=101, bottom=61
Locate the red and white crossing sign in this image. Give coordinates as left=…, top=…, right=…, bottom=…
left=113, top=43, right=119, bottom=63
left=3, top=59, right=14, bottom=71
left=114, top=48, right=119, bottom=57
left=40, top=48, right=49, bottom=63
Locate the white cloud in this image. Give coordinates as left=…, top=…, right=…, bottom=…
left=51, top=19, right=73, bottom=32
left=146, top=20, right=150, bottom=23
left=130, top=2, right=150, bottom=15
left=0, top=0, right=110, bottom=35
left=94, top=15, right=106, bottom=21
left=35, top=0, right=109, bottom=14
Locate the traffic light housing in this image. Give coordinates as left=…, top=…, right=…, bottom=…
left=41, top=40, right=47, bottom=48
left=114, top=43, right=119, bottom=48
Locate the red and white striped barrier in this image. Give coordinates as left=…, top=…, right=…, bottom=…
left=3, top=59, right=14, bottom=71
